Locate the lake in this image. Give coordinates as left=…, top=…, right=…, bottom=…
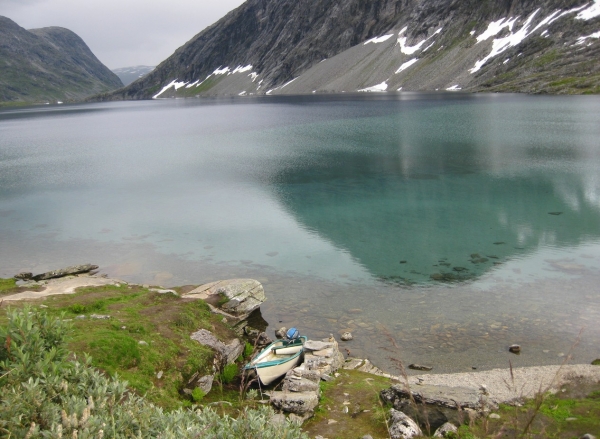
left=1, top=93, right=599, bottom=373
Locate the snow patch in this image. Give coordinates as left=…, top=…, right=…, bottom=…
left=213, top=67, right=230, bottom=75
left=397, top=27, right=442, bottom=55
left=577, top=0, right=600, bottom=20
left=446, top=85, right=461, bottom=91
left=238, top=91, right=247, bottom=96
left=185, top=80, right=199, bottom=88
left=364, top=34, right=394, bottom=45
left=395, top=58, right=419, bottom=73
left=232, top=65, right=253, bottom=74
left=280, top=78, right=297, bottom=89
left=152, top=80, right=188, bottom=99
left=358, top=81, right=388, bottom=92
left=471, top=9, right=541, bottom=73
left=503, top=58, right=510, bottom=64
left=576, top=31, right=600, bottom=44
left=249, top=72, right=259, bottom=82
left=549, top=4, right=588, bottom=24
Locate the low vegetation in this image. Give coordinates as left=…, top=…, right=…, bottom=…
left=0, top=306, right=308, bottom=438
left=1, top=280, right=598, bottom=438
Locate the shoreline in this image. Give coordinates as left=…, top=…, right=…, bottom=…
left=3, top=272, right=600, bottom=406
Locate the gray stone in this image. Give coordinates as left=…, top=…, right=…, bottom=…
left=489, top=413, right=501, bottom=419
left=283, top=376, right=319, bottom=393
left=190, top=328, right=244, bottom=365
left=138, top=340, right=148, bottom=346
left=389, top=409, right=422, bottom=439
left=14, top=272, right=33, bottom=280
left=90, top=314, right=110, bottom=320
left=183, top=279, right=265, bottom=320
left=580, top=435, right=597, bottom=439
left=157, top=371, right=163, bottom=379
left=270, top=391, right=319, bottom=415
left=362, top=436, right=374, bottom=439
left=75, top=315, right=86, bottom=320
left=433, top=422, right=458, bottom=438
left=341, top=331, right=353, bottom=341
left=381, top=383, right=492, bottom=431
left=409, top=363, right=433, bottom=371
left=197, top=375, right=214, bottom=394
left=275, top=327, right=287, bottom=339
left=32, top=264, right=99, bottom=281
left=150, top=288, right=178, bottom=295
left=509, top=344, right=521, bottom=354
left=304, top=340, right=333, bottom=351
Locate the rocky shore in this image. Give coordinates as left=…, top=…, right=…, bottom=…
left=2, top=267, right=599, bottom=438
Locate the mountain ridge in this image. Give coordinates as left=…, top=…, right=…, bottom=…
left=97, top=0, right=600, bottom=100
left=0, top=16, right=123, bottom=104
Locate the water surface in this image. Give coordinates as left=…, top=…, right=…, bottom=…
left=1, top=93, right=599, bottom=373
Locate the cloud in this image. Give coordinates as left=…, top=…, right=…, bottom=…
left=1, top=0, right=245, bottom=68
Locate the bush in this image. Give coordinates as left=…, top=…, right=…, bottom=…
left=191, top=387, right=205, bottom=402
left=0, top=307, right=309, bottom=438
left=244, top=342, right=254, bottom=357
left=220, top=363, right=238, bottom=384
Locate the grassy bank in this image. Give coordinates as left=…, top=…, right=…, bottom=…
left=1, top=278, right=599, bottom=438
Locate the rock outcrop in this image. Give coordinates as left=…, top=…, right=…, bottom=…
left=190, top=328, right=244, bottom=366
left=380, top=383, right=494, bottom=431
left=98, top=0, right=600, bottom=100
left=183, top=279, right=265, bottom=320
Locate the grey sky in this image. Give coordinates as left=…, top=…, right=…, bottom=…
left=0, top=0, right=246, bottom=69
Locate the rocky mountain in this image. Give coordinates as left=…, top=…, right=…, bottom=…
left=112, top=65, right=155, bottom=86
left=99, top=0, right=600, bottom=100
left=0, top=16, right=123, bottom=104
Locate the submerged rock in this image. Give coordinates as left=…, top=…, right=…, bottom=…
left=341, top=331, right=353, bottom=341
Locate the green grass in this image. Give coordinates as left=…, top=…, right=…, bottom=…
left=0, top=278, right=17, bottom=294
left=0, top=283, right=236, bottom=409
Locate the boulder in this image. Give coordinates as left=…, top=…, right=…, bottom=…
left=183, top=279, right=265, bottom=320
left=190, top=329, right=244, bottom=365
left=196, top=375, right=214, bottom=394
left=381, top=383, right=491, bottom=431
left=275, top=327, right=287, bottom=339
left=389, top=409, right=422, bottom=439
left=341, top=331, right=353, bottom=341
left=270, top=391, right=319, bottom=415
left=304, top=339, right=344, bottom=376
left=433, top=422, right=458, bottom=438
left=31, top=264, right=99, bottom=281
left=14, top=272, right=33, bottom=280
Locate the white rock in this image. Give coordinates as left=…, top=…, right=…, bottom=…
left=389, top=409, right=422, bottom=439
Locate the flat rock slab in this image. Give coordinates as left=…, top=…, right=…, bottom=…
left=2, top=276, right=120, bottom=301
left=183, top=278, right=265, bottom=319
left=304, top=340, right=333, bottom=351
left=384, top=384, right=482, bottom=410
left=31, top=264, right=99, bottom=281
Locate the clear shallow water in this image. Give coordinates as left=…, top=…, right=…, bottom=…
left=1, top=94, right=599, bottom=373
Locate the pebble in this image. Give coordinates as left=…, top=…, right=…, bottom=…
left=157, top=371, right=163, bottom=379
left=327, top=419, right=338, bottom=425
left=342, top=406, right=348, bottom=413
left=489, top=413, right=501, bottom=419
left=138, top=341, right=148, bottom=346
left=566, top=417, right=577, bottom=422
left=341, top=332, right=353, bottom=341
left=509, top=344, right=521, bottom=354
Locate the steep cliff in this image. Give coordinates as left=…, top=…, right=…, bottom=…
left=99, top=0, right=600, bottom=99
left=0, top=16, right=123, bottom=104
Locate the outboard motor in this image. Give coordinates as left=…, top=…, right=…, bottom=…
left=286, top=327, right=300, bottom=341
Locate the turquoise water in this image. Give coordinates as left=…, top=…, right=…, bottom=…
left=1, top=94, right=599, bottom=372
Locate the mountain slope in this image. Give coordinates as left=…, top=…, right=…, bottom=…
left=100, top=0, right=600, bottom=100
left=0, top=16, right=123, bottom=104
left=112, top=66, right=155, bottom=86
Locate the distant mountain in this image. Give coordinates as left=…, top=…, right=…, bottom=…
left=98, top=0, right=600, bottom=100
left=0, top=16, right=123, bottom=104
left=112, top=66, right=155, bottom=86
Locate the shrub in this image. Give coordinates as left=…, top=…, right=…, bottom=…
left=0, top=307, right=309, bottom=438
left=191, top=387, right=205, bottom=402
left=220, top=363, right=238, bottom=384
left=244, top=342, right=254, bottom=357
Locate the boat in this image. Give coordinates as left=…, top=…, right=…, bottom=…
left=244, top=329, right=307, bottom=385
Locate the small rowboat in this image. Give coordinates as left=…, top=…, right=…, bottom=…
left=244, top=335, right=307, bottom=385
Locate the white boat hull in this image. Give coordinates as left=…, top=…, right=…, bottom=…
left=255, top=354, right=302, bottom=385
